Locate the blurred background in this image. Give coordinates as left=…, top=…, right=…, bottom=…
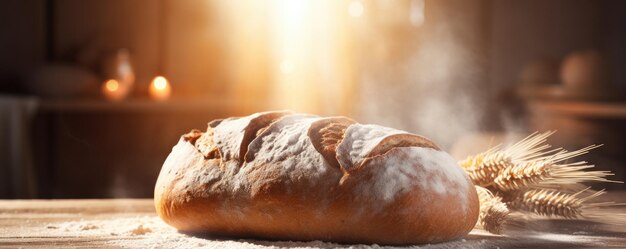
left=1, top=0, right=625, bottom=199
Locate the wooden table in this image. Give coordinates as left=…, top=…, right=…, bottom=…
left=1, top=198, right=625, bottom=248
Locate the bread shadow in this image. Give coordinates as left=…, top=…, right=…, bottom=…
left=467, top=218, right=626, bottom=249
left=179, top=230, right=598, bottom=249
left=506, top=219, right=626, bottom=238
left=466, top=233, right=596, bottom=249
left=178, top=231, right=344, bottom=249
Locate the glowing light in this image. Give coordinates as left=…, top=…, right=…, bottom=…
left=271, top=0, right=320, bottom=112
left=280, top=60, right=294, bottom=74
left=105, top=79, right=119, bottom=91
left=153, top=76, right=168, bottom=90
left=348, top=1, right=364, bottom=17
left=149, top=76, right=171, bottom=101
left=410, top=0, right=425, bottom=26
left=265, top=0, right=355, bottom=113
left=102, top=79, right=128, bottom=101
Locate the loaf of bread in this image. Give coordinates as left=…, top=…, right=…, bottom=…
left=154, top=111, right=479, bottom=245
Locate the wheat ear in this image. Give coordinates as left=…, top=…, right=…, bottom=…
left=493, top=145, right=620, bottom=191
left=460, top=131, right=556, bottom=187
left=475, top=186, right=510, bottom=234
left=505, top=188, right=610, bottom=219
left=463, top=151, right=513, bottom=187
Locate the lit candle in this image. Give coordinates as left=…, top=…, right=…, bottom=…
left=149, top=76, right=171, bottom=101
left=101, top=79, right=128, bottom=101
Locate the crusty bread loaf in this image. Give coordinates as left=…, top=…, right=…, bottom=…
left=154, top=111, right=479, bottom=245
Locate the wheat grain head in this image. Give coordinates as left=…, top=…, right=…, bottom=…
left=475, top=186, right=510, bottom=234
left=493, top=145, right=620, bottom=191
left=505, top=188, right=610, bottom=219
left=460, top=131, right=557, bottom=187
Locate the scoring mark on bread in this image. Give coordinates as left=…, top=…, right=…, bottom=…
left=207, top=111, right=291, bottom=163
left=244, top=114, right=316, bottom=163
left=239, top=111, right=291, bottom=163
left=308, top=117, right=356, bottom=170
left=336, top=124, right=441, bottom=173
left=183, top=129, right=222, bottom=159
left=366, top=133, right=440, bottom=159
left=182, top=129, right=203, bottom=145
left=195, top=129, right=221, bottom=159
left=208, top=119, right=223, bottom=128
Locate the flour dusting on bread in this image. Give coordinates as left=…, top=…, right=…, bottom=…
left=243, top=116, right=341, bottom=197
left=155, top=111, right=479, bottom=245
left=336, top=124, right=407, bottom=171
left=413, top=147, right=472, bottom=211
left=212, top=115, right=252, bottom=160
left=355, top=147, right=471, bottom=212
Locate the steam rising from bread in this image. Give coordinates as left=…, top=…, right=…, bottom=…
left=355, top=2, right=488, bottom=148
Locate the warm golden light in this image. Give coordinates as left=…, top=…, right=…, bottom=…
left=149, top=76, right=171, bottom=101
left=105, top=79, right=119, bottom=92
left=221, top=0, right=355, bottom=114
left=153, top=76, right=168, bottom=90
left=101, top=79, right=129, bottom=101
left=267, top=0, right=355, bottom=114
left=280, top=59, right=294, bottom=74
left=410, top=0, right=426, bottom=26
left=348, top=1, right=364, bottom=17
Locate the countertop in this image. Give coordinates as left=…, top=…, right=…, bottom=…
left=1, top=198, right=625, bottom=248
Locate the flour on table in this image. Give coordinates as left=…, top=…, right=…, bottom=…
left=39, top=216, right=607, bottom=249
left=48, top=216, right=162, bottom=237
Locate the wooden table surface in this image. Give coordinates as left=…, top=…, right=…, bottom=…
left=1, top=197, right=625, bottom=249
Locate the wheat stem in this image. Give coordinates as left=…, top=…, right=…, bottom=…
left=503, top=131, right=556, bottom=162
left=460, top=131, right=624, bottom=229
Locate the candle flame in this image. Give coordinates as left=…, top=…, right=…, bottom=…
left=105, top=79, right=120, bottom=92
left=153, top=76, right=168, bottom=90
left=149, top=76, right=171, bottom=101
left=102, top=79, right=128, bottom=101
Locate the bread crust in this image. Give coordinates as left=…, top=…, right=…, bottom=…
left=154, top=112, right=479, bottom=245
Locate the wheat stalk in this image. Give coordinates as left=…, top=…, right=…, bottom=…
left=494, top=161, right=618, bottom=191
left=505, top=188, right=610, bottom=219
left=460, top=131, right=556, bottom=187
left=501, top=131, right=557, bottom=162
left=459, top=146, right=502, bottom=186
left=463, top=152, right=513, bottom=187
left=493, top=145, right=620, bottom=191
left=459, top=131, right=624, bottom=234
left=475, top=186, right=510, bottom=234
